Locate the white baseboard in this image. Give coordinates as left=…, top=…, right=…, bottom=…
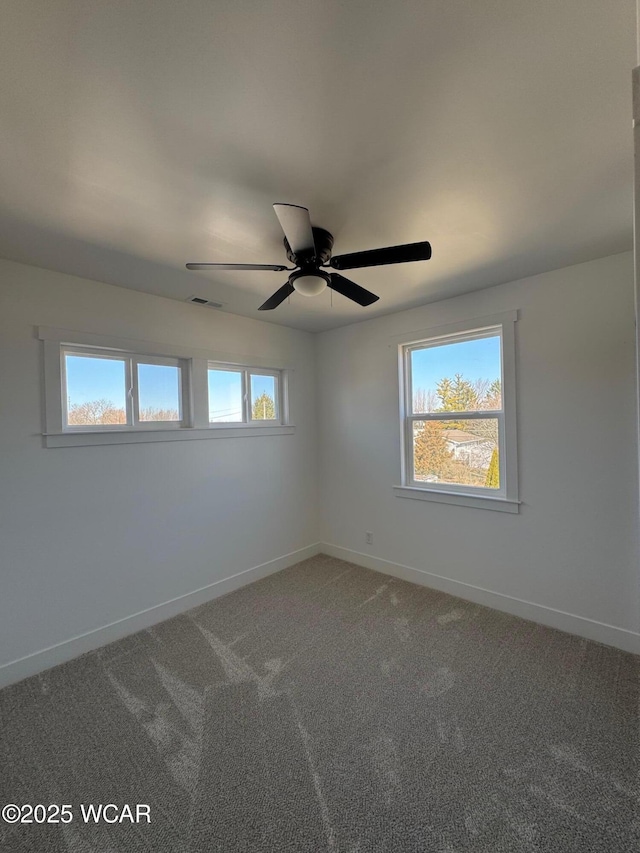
left=321, top=544, right=640, bottom=655
left=3, top=541, right=636, bottom=690
left=0, top=543, right=321, bottom=690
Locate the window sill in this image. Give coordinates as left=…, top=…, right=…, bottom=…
left=44, top=425, right=295, bottom=448
left=393, top=485, right=520, bottom=513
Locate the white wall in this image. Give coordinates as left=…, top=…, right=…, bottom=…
left=0, top=259, right=318, bottom=684
left=317, top=251, right=640, bottom=650
left=1, top=250, right=638, bottom=683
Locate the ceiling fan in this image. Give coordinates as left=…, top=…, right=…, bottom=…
left=186, top=204, right=432, bottom=311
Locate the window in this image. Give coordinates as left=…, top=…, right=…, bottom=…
left=62, top=347, right=188, bottom=430
left=395, top=313, right=518, bottom=512
left=39, top=327, right=293, bottom=447
left=208, top=365, right=282, bottom=425
left=250, top=373, right=279, bottom=422
left=208, top=368, right=244, bottom=423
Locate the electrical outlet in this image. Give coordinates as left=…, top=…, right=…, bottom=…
left=365, top=531, right=373, bottom=545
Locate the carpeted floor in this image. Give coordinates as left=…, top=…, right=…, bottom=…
left=0, top=554, right=638, bottom=852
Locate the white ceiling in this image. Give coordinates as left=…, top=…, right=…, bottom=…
left=0, top=0, right=635, bottom=332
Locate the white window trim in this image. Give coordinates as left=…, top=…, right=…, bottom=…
left=39, top=326, right=294, bottom=447
left=391, top=311, right=519, bottom=513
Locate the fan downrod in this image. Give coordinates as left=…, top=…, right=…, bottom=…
left=284, top=227, right=334, bottom=267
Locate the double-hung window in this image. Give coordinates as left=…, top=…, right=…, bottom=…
left=396, top=312, right=518, bottom=512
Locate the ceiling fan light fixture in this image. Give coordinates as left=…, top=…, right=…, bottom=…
left=188, top=202, right=432, bottom=310
left=291, top=271, right=330, bottom=297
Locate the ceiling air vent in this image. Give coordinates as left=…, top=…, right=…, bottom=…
left=187, top=296, right=223, bottom=309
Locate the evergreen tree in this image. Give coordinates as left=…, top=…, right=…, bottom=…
left=413, top=422, right=452, bottom=478
left=435, top=377, right=453, bottom=410
left=252, top=392, right=275, bottom=420
left=434, top=373, right=478, bottom=429
left=436, top=373, right=478, bottom=412
left=485, top=448, right=499, bottom=488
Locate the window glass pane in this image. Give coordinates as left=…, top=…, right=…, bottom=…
left=412, top=418, right=499, bottom=489
left=411, top=335, right=502, bottom=414
left=250, top=374, right=278, bottom=421
left=208, top=369, right=243, bottom=423
left=65, top=354, right=127, bottom=425
left=138, top=363, right=181, bottom=421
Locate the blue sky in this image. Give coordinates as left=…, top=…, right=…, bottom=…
left=208, top=369, right=243, bottom=421
left=65, top=355, right=127, bottom=409
left=411, top=335, right=501, bottom=394
left=138, top=363, right=180, bottom=412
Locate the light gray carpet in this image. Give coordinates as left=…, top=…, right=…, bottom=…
left=1, top=554, right=638, bottom=852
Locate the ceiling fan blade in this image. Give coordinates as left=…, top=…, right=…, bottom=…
left=329, top=273, right=379, bottom=307
left=330, top=240, right=432, bottom=270
left=186, top=263, right=289, bottom=271
left=273, top=203, right=315, bottom=256
left=258, top=282, right=295, bottom=311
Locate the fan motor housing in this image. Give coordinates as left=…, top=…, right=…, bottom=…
left=284, top=227, right=334, bottom=267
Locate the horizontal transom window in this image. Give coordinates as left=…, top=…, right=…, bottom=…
left=63, top=347, right=189, bottom=430
left=208, top=364, right=282, bottom=425
left=39, top=327, right=293, bottom=447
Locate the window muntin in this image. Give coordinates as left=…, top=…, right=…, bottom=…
left=62, top=347, right=187, bottom=430
left=402, top=326, right=507, bottom=497
left=207, top=364, right=282, bottom=425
